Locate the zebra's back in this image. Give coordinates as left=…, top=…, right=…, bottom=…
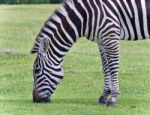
left=102, top=0, right=150, bottom=40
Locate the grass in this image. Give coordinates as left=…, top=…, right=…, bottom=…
left=0, top=4, right=150, bottom=115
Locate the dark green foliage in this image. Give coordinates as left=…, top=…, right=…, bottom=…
left=0, top=0, right=63, bottom=4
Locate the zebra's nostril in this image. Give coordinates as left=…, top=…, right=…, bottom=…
left=33, top=96, right=51, bottom=103
left=32, top=88, right=51, bottom=103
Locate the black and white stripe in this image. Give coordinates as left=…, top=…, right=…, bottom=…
left=31, top=0, right=150, bottom=106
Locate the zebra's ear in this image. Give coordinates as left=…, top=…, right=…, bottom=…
left=30, top=37, right=49, bottom=54
left=40, top=36, right=49, bottom=53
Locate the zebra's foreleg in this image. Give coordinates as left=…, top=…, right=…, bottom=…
left=104, top=37, right=120, bottom=107
left=98, top=44, right=112, bottom=104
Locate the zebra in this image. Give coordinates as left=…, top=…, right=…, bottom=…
left=31, top=0, right=150, bottom=107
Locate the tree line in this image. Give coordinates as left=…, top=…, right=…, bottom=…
left=0, top=0, right=64, bottom=4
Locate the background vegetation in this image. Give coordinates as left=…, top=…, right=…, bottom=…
left=0, top=0, right=63, bottom=4
left=0, top=4, right=150, bottom=115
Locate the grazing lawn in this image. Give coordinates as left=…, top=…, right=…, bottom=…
left=0, top=4, right=150, bottom=115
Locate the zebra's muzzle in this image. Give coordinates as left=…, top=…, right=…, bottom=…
left=33, top=88, right=51, bottom=103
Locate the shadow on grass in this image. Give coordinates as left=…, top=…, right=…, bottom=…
left=52, top=98, right=99, bottom=106
left=1, top=97, right=99, bottom=106
left=0, top=50, right=30, bottom=56
left=0, top=99, right=33, bottom=104
left=3, top=97, right=149, bottom=110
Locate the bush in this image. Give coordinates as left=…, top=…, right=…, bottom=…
left=0, top=0, right=63, bottom=4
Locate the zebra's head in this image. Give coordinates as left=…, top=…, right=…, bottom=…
left=31, top=36, right=64, bottom=103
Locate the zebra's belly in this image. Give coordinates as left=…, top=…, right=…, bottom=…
left=120, top=25, right=150, bottom=40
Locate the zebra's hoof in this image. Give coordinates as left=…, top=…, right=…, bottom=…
left=98, top=95, right=108, bottom=104
left=107, top=97, right=116, bottom=107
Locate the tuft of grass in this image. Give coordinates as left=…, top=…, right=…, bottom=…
left=0, top=4, right=150, bottom=115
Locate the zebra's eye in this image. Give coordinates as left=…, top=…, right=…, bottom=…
left=34, top=67, right=41, bottom=74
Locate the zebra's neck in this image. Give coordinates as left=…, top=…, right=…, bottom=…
left=37, top=0, right=104, bottom=65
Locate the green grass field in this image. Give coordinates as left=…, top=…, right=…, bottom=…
left=0, top=4, right=150, bottom=115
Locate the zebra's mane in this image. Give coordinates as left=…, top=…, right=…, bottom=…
left=37, top=0, right=77, bottom=39
left=44, top=0, right=77, bottom=39
left=31, top=0, right=78, bottom=53
left=50, top=0, right=76, bottom=24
